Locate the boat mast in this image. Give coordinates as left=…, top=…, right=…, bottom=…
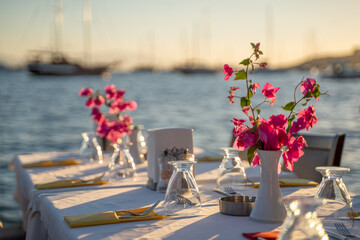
left=83, top=0, right=92, bottom=67
left=54, top=0, right=64, bottom=55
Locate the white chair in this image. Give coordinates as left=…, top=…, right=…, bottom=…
left=230, top=132, right=346, bottom=183
left=146, top=128, right=194, bottom=190
left=291, top=133, right=345, bottom=183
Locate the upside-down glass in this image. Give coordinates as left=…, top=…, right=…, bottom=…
left=79, top=132, right=104, bottom=164
left=278, top=198, right=328, bottom=240
left=107, top=140, right=136, bottom=181
left=135, top=125, right=147, bottom=162
left=163, top=155, right=201, bottom=215
left=217, top=147, right=248, bottom=191
left=314, top=166, right=354, bottom=229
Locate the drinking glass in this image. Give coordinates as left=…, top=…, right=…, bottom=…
left=314, top=166, right=354, bottom=229
left=217, top=147, right=248, bottom=191
left=107, top=140, right=136, bottom=181
left=79, top=132, right=104, bottom=164
left=163, top=155, right=201, bottom=215
left=278, top=198, right=328, bottom=240
left=135, top=125, right=147, bottom=162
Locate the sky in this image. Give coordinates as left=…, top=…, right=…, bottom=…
left=1, top=0, right=360, bottom=70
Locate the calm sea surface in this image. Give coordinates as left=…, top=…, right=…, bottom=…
left=1, top=69, right=359, bottom=225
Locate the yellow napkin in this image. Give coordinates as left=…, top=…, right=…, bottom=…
left=347, top=211, right=360, bottom=219
left=64, top=207, right=165, bottom=228
left=197, top=156, right=223, bottom=162
left=250, top=178, right=318, bottom=188
left=35, top=178, right=107, bottom=190
left=22, top=157, right=80, bottom=168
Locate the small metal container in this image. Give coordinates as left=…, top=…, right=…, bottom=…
left=219, top=196, right=256, bottom=216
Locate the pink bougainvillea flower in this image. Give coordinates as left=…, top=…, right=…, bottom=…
left=104, top=84, right=117, bottom=99
left=262, top=82, right=280, bottom=104
left=252, top=153, right=260, bottom=167
left=223, top=64, right=233, bottom=81
left=259, top=62, right=267, bottom=70
left=282, top=136, right=307, bottom=171
left=127, top=101, right=138, bottom=111
left=91, top=107, right=104, bottom=122
left=268, top=114, right=287, bottom=129
left=231, top=86, right=239, bottom=91
left=242, top=106, right=250, bottom=115
left=289, top=118, right=306, bottom=135
left=298, top=105, right=317, bottom=130
left=79, top=88, right=93, bottom=97
left=94, top=95, right=105, bottom=106
left=300, top=78, right=316, bottom=97
left=252, top=83, right=260, bottom=94
left=116, top=89, right=126, bottom=100
left=85, top=98, right=95, bottom=108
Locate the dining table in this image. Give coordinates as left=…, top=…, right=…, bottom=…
left=11, top=151, right=360, bottom=240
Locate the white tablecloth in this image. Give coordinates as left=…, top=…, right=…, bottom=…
left=12, top=152, right=360, bottom=240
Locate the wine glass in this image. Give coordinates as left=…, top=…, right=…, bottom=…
left=217, top=147, right=248, bottom=192
left=163, top=155, right=201, bottom=215
left=278, top=198, right=328, bottom=239
left=107, top=138, right=136, bottom=181
left=79, top=132, right=104, bottom=164
left=314, top=166, right=354, bottom=229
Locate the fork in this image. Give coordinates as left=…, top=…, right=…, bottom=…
left=176, top=195, right=197, bottom=206
left=78, top=172, right=105, bottom=183
left=334, top=222, right=360, bottom=239
left=117, top=200, right=161, bottom=218
left=223, top=186, right=237, bottom=195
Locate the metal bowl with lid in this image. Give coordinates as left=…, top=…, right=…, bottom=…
left=219, top=196, right=256, bottom=216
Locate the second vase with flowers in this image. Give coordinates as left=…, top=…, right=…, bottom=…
left=79, top=84, right=139, bottom=181
left=223, top=42, right=327, bottom=222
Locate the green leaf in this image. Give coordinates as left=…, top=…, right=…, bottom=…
left=234, top=70, right=247, bottom=80
left=251, top=43, right=256, bottom=48
left=256, top=108, right=261, bottom=116
left=239, top=58, right=250, bottom=66
left=247, top=146, right=258, bottom=165
left=248, top=90, right=254, bottom=99
left=240, top=97, right=251, bottom=108
left=281, top=102, right=296, bottom=111
left=312, top=85, right=321, bottom=99
left=286, top=115, right=296, bottom=133
left=258, top=50, right=263, bottom=55
left=304, top=91, right=312, bottom=98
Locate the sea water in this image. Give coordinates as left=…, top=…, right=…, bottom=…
left=0, top=69, right=359, bottom=225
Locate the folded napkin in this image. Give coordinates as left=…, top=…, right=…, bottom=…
left=64, top=207, right=165, bottom=228
left=197, top=156, right=223, bottom=162
left=347, top=211, right=360, bottom=219
left=35, top=178, right=107, bottom=190
left=242, top=231, right=279, bottom=240
left=22, top=157, right=80, bottom=168
left=250, top=178, right=318, bottom=188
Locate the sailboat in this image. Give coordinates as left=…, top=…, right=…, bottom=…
left=27, top=0, right=109, bottom=76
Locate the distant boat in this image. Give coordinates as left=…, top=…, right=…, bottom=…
left=173, top=64, right=217, bottom=75
left=27, top=0, right=110, bottom=76
left=27, top=51, right=108, bottom=76
left=321, top=62, right=360, bottom=79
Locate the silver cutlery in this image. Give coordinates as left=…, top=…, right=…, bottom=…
left=224, top=186, right=237, bottom=195
left=78, top=172, right=105, bottom=183
left=176, top=195, right=197, bottom=206
left=117, top=200, right=161, bottom=218
left=213, top=188, right=232, bottom=196
left=335, top=222, right=360, bottom=239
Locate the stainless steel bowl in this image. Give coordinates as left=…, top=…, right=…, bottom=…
left=219, top=196, right=256, bottom=216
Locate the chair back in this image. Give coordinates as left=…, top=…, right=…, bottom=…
left=292, top=133, right=345, bottom=182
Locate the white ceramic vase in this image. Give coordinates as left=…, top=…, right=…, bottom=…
left=250, top=150, right=287, bottom=223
